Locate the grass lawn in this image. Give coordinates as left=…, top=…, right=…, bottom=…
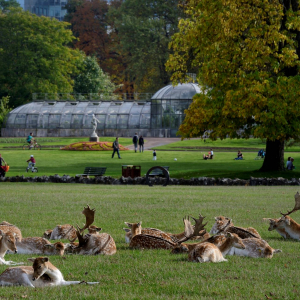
left=0, top=184, right=299, bottom=299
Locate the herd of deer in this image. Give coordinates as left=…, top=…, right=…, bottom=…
left=0, top=192, right=300, bottom=287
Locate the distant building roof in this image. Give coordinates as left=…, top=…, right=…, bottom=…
left=151, top=83, right=201, bottom=100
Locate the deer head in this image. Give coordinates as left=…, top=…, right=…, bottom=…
left=78, top=205, right=96, bottom=233
left=28, top=257, right=50, bottom=281
left=43, top=242, right=65, bottom=256
left=280, top=192, right=300, bottom=217
left=0, top=230, right=17, bottom=253
left=124, top=222, right=142, bottom=238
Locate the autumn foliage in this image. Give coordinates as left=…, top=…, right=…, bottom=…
left=61, top=142, right=129, bottom=151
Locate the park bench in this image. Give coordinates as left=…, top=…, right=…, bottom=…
left=147, top=166, right=169, bottom=177
left=76, top=167, right=107, bottom=178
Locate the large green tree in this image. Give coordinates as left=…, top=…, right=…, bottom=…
left=111, top=0, right=183, bottom=93
left=0, top=0, right=20, bottom=12
left=73, top=55, right=116, bottom=94
left=167, top=0, right=300, bottom=171
left=0, top=8, right=83, bottom=107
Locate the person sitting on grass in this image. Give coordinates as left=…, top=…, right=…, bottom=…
left=287, top=157, right=295, bottom=170
left=203, top=151, right=211, bottom=160
left=286, top=157, right=291, bottom=168
left=234, top=150, right=244, bottom=160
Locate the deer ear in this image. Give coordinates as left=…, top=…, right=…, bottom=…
left=95, top=227, right=102, bottom=232
left=137, top=222, right=142, bottom=226
left=124, top=222, right=132, bottom=228
left=214, top=217, right=218, bottom=221
left=42, top=257, right=49, bottom=263
left=123, top=228, right=130, bottom=233
left=27, top=258, right=35, bottom=262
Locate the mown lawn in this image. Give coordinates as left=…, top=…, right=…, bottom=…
left=0, top=184, right=299, bottom=299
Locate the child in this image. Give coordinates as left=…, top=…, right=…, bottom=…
left=26, top=155, right=36, bottom=172
left=152, top=150, right=157, bottom=161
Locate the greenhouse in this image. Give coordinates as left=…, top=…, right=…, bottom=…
left=1, top=83, right=200, bottom=137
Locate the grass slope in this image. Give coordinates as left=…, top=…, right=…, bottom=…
left=0, top=184, right=299, bottom=299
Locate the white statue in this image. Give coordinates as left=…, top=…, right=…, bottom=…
left=91, top=114, right=101, bottom=137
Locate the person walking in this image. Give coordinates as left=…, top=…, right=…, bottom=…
left=112, top=137, right=122, bottom=159
left=138, top=135, right=144, bottom=153
left=0, top=153, right=7, bottom=177
left=152, top=149, right=157, bottom=161
left=132, top=133, right=138, bottom=153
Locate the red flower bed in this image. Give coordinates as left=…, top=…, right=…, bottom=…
left=60, top=142, right=129, bottom=151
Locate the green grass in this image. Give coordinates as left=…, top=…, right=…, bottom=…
left=156, top=137, right=300, bottom=152
left=0, top=184, right=300, bottom=299
left=1, top=149, right=300, bottom=179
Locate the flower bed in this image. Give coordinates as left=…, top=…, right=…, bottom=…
left=60, top=142, right=129, bottom=151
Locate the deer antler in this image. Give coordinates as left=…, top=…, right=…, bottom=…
left=178, top=213, right=207, bottom=244
left=75, top=225, right=88, bottom=247
left=280, top=192, right=300, bottom=217
left=78, top=205, right=96, bottom=233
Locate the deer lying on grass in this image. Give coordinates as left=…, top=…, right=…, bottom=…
left=128, top=214, right=207, bottom=250
left=124, top=221, right=209, bottom=244
left=210, top=216, right=261, bottom=239
left=0, top=257, right=99, bottom=287
left=43, top=225, right=77, bottom=240
left=0, top=221, right=22, bottom=241
left=187, top=233, right=245, bottom=263
left=0, top=230, right=23, bottom=266
left=264, top=192, right=300, bottom=240
left=65, top=205, right=116, bottom=255
left=13, top=237, right=65, bottom=256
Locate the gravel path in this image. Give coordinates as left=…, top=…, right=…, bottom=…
left=126, top=137, right=181, bottom=150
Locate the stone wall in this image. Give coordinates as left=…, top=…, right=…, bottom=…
left=1, top=175, right=299, bottom=186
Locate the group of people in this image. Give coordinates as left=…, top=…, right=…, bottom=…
left=203, top=149, right=214, bottom=160
left=132, top=133, right=144, bottom=153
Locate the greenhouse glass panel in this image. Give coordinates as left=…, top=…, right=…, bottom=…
left=28, top=103, right=43, bottom=113
left=140, top=114, right=150, bottom=129
left=82, top=114, right=93, bottom=129
left=26, top=114, right=39, bottom=128
left=128, top=114, right=140, bottom=129
left=38, top=114, right=49, bottom=129
left=48, top=114, right=61, bottom=129
left=108, top=104, right=121, bottom=114
left=151, top=115, right=162, bottom=129
left=63, top=103, right=75, bottom=114
left=50, top=102, right=65, bottom=113
left=60, top=114, right=72, bottom=129
left=106, top=115, right=117, bottom=129
left=119, top=102, right=133, bottom=114
left=10, top=105, right=26, bottom=114
left=95, top=114, right=106, bottom=129
left=85, top=103, right=100, bottom=114
left=118, top=115, right=129, bottom=129
left=5, top=114, right=17, bottom=128
left=130, top=104, right=143, bottom=114
left=40, top=103, right=54, bottom=114
left=96, top=102, right=110, bottom=114
left=141, top=103, right=151, bottom=113
left=72, top=102, right=88, bottom=114
left=71, top=115, right=84, bottom=129
left=14, top=113, right=26, bottom=128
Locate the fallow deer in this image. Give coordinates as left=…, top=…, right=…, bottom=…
left=0, top=221, right=22, bottom=241
left=128, top=214, right=207, bottom=250
left=124, top=221, right=209, bottom=244
left=0, top=230, right=23, bottom=266
left=14, top=237, right=65, bottom=256
left=210, top=216, right=261, bottom=239
left=187, top=233, right=245, bottom=263
left=65, top=205, right=116, bottom=255
left=264, top=192, right=300, bottom=240
left=0, top=257, right=98, bottom=287
left=227, top=238, right=282, bottom=258
left=43, top=225, right=77, bottom=240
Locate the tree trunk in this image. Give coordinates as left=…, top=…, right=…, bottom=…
left=259, top=139, right=285, bottom=172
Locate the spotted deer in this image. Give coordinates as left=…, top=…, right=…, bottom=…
left=0, top=257, right=98, bottom=287
left=14, top=237, right=65, bottom=256
left=43, top=225, right=77, bottom=240
left=188, top=233, right=246, bottom=263
left=264, top=218, right=291, bottom=239
left=0, top=221, right=22, bottom=241
left=210, top=216, right=261, bottom=239
left=124, top=221, right=209, bottom=244
left=266, top=192, right=300, bottom=240
left=227, top=237, right=282, bottom=258
left=0, top=230, right=23, bottom=266
left=65, top=205, right=116, bottom=255
left=128, top=214, right=207, bottom=250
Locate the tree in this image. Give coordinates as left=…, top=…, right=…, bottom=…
left=0, top=96, right=11, bottom=133
left=0, top=0, right=20, bottom=12
left=73, top=55, right=116, bottom=94
left=111, top=0, right=183, bottom=93
left=0, top=8, right=83, bottom=107
left=166, top=0, right=300, bottom=171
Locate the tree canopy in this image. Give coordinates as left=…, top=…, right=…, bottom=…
left=0, top=0, right=20, bottom=12
left=0, top=9, right=82, bottom=107
left=167, top=0, right=300, bottom=171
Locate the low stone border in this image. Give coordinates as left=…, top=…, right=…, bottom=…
left=0, top=175, right=300, bottom=186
